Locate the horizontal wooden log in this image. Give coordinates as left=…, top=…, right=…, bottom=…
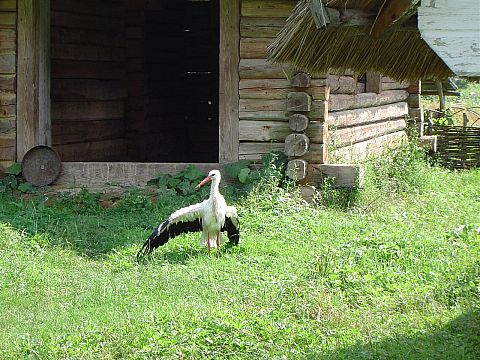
left=331, top=131, right=407, bottom=163
left=0, top=75, right=15, bottom=91
left=52, top=79, right=126, bottom=101
left=52, top=59, right=125, bottom=79
left=327, top=75, right=356, bottom=94
left=298, top=143, right=325, bottom=163
left=287, top=92, right=311, bottom=112
left=239, top=79, right=328, bottom=100
left=0, top=54, right=15, bottom=74
left=52, top=44, right=125, bottom=62
left=55, top=162, right=224, bottom=186
left=240, top=17, right=286, bottom=38
left=0, top=93, right=16, bottom=105
left=0, top=29, right=15, bottom=52
left=52, top=119, right=125, bottom=145
left=239, top=59, right=291, bottom=79
left=290, top=72, right=311, bottom=88
left=332, top=118, right=406, bottom=148
left=241, top=0, right=296, bottom=18
left=0, top=134, right=15, bottom=160
left=51, top=11, right=123, bottom=32
left=0, top=118, right=15, bottom=133
left=0, top=105, right=15, bottom=118
left=317, top=164, right=364, bottom=188
left=240, top=120, right=324, bottom=142
left=239, top=142, right=285, bottom=160
left=285, top=133, right=309, bottom=157
left=239, top=79, right=290, bottom=99
left=287, top=159, right=308, bottom=181
left=51, top=27, right=124, bottom=47
left=0, top=0, right=16, bottom=11
left=382, top=76, right=409, bottom=90
left=239, top=110, right=288, bottom=120
left=51, top=0, right=123, bottom=17
left=329, top=102, right=408, bottom=128
left=289, top=113, right=309, bottom=131
left=54, top=138, right=126, bottom=162
left=52, top=101, right=125, bottom=121
left=0, top=13, right=16, bottom=28
left=240, top=37, right=273, bottom=58
left=329, top=90, right=409, bottom=111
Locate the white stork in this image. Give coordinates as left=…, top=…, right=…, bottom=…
left=137, top=170, right=239, bottom=257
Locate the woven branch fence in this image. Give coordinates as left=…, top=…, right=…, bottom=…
left=428, top=125, right=480, bottom=169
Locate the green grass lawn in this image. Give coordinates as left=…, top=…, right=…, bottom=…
left=0, top=147, right=479, bottom=359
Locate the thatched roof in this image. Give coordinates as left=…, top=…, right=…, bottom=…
left=268, top=0, right=454, bottom=82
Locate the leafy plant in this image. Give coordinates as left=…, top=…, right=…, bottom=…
left=225, top=160, right=260, bottom=184
left=147, top=165, right=206, bottom=196
left=0, top=163, right=34, bottom=193
left=225, top=151, right=288, bottom=186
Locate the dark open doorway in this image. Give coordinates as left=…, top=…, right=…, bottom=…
left=50, top=0, right=220, bottom=163
left=141, top=0, right=220, bottom=163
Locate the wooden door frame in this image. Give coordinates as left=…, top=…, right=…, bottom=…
left=16, top=0, right=239, bottom=180
left=219, top=0, right=240, bottom=163
left=17, top=0, right=50, bottom=162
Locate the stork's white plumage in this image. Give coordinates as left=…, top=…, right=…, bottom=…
left=137, top=170, right=239, bottom=257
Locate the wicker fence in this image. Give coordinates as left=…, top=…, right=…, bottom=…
left=428, top=125, right=480, bottom=169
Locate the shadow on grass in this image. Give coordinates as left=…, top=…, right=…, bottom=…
left=308, top=310, right=480, bottom=359
left=137, top=241, right=244, bottom=265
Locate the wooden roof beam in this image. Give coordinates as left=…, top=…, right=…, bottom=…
left=369, top=0, right=420, bottom=37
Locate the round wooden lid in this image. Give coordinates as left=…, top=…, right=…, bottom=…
left=22, top=146, right=62, bottom=186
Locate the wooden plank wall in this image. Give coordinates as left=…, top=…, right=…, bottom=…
left=50, top=0, right=127, bottom=161
left=125, top=0, right=145, bottom=161
left=239, top=0, right=328, bottom=163
left=328, top=75, right=410, bottom=163
left=0, top=0, right=16, bottom=171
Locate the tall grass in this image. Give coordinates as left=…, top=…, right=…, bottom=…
left=0, top=143, right=479, bottom=359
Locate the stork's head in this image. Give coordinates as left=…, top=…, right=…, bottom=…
left=196, top=170, right=221, bottom=188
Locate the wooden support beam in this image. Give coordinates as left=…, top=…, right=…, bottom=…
left=17, top=0, right=51, bottom=161
left=219, top=0, right=240, bottom=163
left=370, top=0, right=420, bottom=37
left=419, top=135, right=437, bottom=153
left=319, top=164, right=364, bottom=188
left=366, top=72, right=382, bottom=93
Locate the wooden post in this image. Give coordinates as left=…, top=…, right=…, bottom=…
left=366, top=72, right=382, bottom=93
left=435, top=79, right=446, bottom=112
left=219, top=0, right=240, bottom=163
left=463, top=113, right=468, bottom=128
left=419, top=108, right=424, bottom=137
left=17, top=0, right=51, bottom=161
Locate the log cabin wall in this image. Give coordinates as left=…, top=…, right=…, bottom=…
left=0, top=0, right=16, bottom=172
left=239, top=0, right=328, bottom=166
left=328, top=75, right=410, bottom=163
left=50, top=0, right=127, bottom=161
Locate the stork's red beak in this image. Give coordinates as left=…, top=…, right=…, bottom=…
left=196, top=175, right=212, bottom=188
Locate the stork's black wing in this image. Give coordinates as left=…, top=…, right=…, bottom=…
left=222, top=206, right=240, bottom=245
left=137, top=218, right=203, bottom=258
